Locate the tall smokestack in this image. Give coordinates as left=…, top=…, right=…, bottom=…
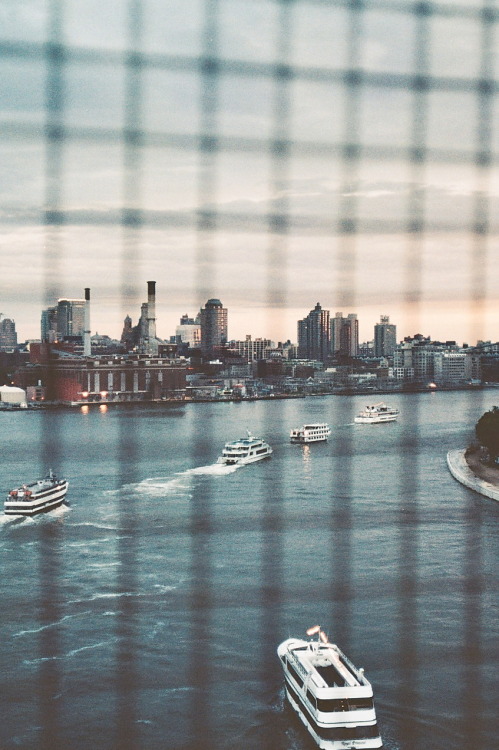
left=84, top=288, right=91, bottom=356
left=146, top=281, right=158, bottom=355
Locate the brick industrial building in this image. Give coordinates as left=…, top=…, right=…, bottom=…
left=15, top=350, right=187, bottom=404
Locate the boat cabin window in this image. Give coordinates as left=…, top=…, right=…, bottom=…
left=285, top=660, right=304, bottom=689
left=316, top=696, right=374, bottom=712
left=306, top=690, right=316, bottom=709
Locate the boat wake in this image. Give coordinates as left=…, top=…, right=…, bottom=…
left=12, top=611, right=93, bottom=638
left=48, top=503, right=71, bottom=517
left=185, top=463, right=239, bottom=476
left=23, top=637, right=118, bottom=665
left=1, top=503, right=70, bottom=527
left=116, top=463, right=239, bottom=497
left=0, top=515, right=20, bottom=527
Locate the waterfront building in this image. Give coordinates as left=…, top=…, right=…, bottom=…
left=393, top=335, right=472, bottom=383
left=297, top=303, right=330, bottom=362
left=331, top=312, right=359, bottom=358
left=200, top=299, right=228, bottom=355
left=433, top=352, right=472, bottom=384
left=0, top=384, right=26, bottom=406
left=412, top=346, right=438, bottom=381
left=374, top=315, right=397, bottom=357
left=393, top=366, right=415, bottom=380
left=14, top=353, right=187, bottom=403
left=0, top=317, right=18, bottom=351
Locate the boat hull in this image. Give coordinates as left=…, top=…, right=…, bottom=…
left=354, top=415, right=397, bottom=424
left=290, top=435, right=329, bottom=443
left=217, top=451, right=272, bottom=465
left=4, top=482, right=68, bottom=516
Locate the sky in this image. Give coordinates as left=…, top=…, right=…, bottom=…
left=1, top=0, right=498, bottom=346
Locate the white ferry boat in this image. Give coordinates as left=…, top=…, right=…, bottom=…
left=4, top=470, right=69, bottom=516
left=278, top=627, right=383, bottom=750
left=217, top=431, right=273, bottom=465
left=290, top=423, right=331, bottom=443
left=354, top=403, right=399, bottom=424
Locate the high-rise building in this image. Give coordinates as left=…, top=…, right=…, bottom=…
left=41, top=306, right=58, bottom=342
left=297, top=302, right=330, bottom=362
left=331, top=312, right=358, bottom=358
left=374, top=315, right=397, bottom=357
left=330, top=312, right=344, bottom=355
left=0, top=317, right=18, bottom=351
left=41, top=299, right=85, bottom=342
left=342, top=314, right=359, bottom=357
left=200, top=299, right=228, bottom=355
left=56, top=298, right=86, bottom=339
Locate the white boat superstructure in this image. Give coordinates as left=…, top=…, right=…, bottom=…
left=290, top=423, right=331, bottom=443
left=4, top=470, right=69, bottom=516
left=354, top=403, right=399, bottom=424
left=217, top=431, right=273, bottom=465
left=278, top=627, right=383, bottom=750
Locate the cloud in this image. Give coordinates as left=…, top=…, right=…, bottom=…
left=0, top=0, right=497, bottom=347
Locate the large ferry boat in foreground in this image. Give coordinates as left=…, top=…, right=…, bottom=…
left=354, top=403, right=399, bottom=424
left=278, top=627, right=383, bottom=749
left=290, top=423, right=331, bottom=443
left=5, top=470, right=69, bottom=516
left=217, top=432, right=273, bottom=465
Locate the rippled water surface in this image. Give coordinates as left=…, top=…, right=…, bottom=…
left=0, top=391, right=497, bottom=749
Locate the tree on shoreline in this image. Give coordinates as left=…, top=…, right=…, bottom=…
left=475, top=406, right=499, bottom=462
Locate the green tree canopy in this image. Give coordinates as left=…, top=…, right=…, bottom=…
left=475, top=406, right=499, bottom=461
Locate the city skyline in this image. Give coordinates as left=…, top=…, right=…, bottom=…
left=1, top=2, right=498, bottom=354
left=2, top=292, right=490, bottom=350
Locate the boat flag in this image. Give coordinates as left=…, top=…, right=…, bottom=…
left=306, top=625, right=321, bottom=636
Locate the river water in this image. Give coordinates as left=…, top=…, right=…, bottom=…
left=0, top=390, right=497, bottom=750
